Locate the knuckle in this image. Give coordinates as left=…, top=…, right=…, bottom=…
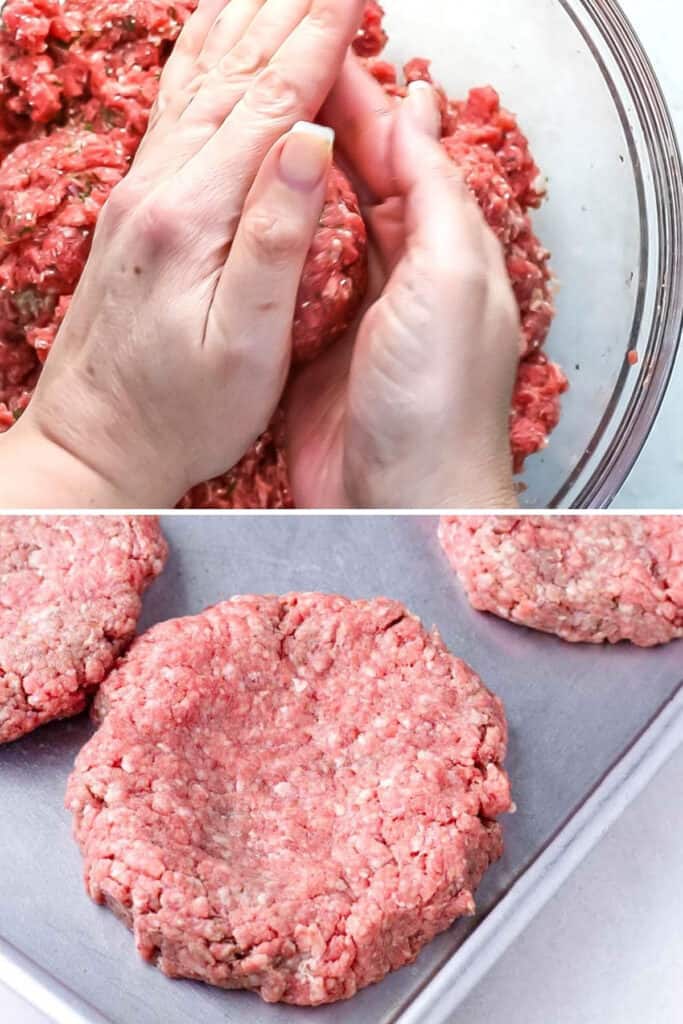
left=307, top=0, right=341, bottom=32
left=102, top=176, right=144, bottom=229
left=135, top=193, right=185, bottom=252
left=497, top=282, right=520, bottom=329
left=241, top=208, right=305, bottom=263
left=452, top=257, right=489, bottom=295
left=246, top=65, right=305, bottom=119
left=184, top=70, right=206, bottom=98
left=219, top=37, right=268, bottom=79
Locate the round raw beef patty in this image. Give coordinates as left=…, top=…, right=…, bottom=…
left=439, top=515, right=683, bottom=647
left=0, top=515, right=167, bottom=744
left=67, top=593, right=511, bottom=1006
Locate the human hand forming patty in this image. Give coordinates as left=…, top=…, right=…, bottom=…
left=0, top=0, right=519, bottom=509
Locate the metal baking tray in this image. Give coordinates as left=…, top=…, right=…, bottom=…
left=1, top=515, right=682, bottom=1024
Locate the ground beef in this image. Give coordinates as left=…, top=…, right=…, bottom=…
left=180, top=411, right=293, bottom=510
left=0, top=0, right=195, bottom=154
left=0, top=0, right=565, bottom=507
left=292, top=166, right=366, bottom=364
left=0, top=132, right=365, bottom=365
left=0, top=127, right=131, bottom=359
left=439, top=516, right=683, bottom=647
left=353, top=0, right=387, bottom=58
left=0, top=515, right=167, bottom=744
left=66, top=593, right=511, bottom=1005
left=511, top=354, right=567, bottom=474
left=0, top=330, right=39, bottom=427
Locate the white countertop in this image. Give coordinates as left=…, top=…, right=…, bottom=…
left=455, top=744, right=683, bottom=1024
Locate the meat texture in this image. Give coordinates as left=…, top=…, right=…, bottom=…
left=0, top=515, right=167, bottom=743
left=439, top=515, right=683, bottom=647
left=0, top=0, right=368, bottom=456
left=67, top=593, right=511, bottom=1004
left=1, top=0, right=565, bottom=505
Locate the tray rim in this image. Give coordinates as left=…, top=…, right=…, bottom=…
left=1, top=683, right=681, bottom=1024
left=395, top=682, right=683, bottom=1024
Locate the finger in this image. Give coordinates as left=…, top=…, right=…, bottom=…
left=207, top=122, right=333, bottom=382
left=163, top=0, right=259, bottom=94
left=321, top=53, right=397, bottom=202
left=193, top=0, right=310, bottom=81
left=137, top=0, right=311, bottom=176
left=174, top=0, right=364, bottom=234
left=135, top=0, right=265, bottom=168
left=180, top=0, right=311, bottom=129
left=365, top=199, right=406, bottom=276
left=393, top=81, right=488, bottom=266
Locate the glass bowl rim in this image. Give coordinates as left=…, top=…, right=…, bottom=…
left=550, top=0, right=683, bottom=508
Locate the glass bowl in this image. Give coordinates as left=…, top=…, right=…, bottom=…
left=1, top=0, right=680, bottom=509
left=383, top=0, right=683, bottom=507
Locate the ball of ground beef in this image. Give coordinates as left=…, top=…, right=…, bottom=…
left=0, top=0, right=368, bottom=371
left=442, top=134, right=555, bottom=359
left=0, top=515, right=167, bottom=744
left=0, top=127, right=131, bottom=360
left=293, top=166, right=367, bottom=364
left=66, top=592, right=511, bottom=1005
left=511, top=354, right=567, bottom=472
left=439, top=515, right=683, bottom=647
left=0, top=130, right=366, bottom=368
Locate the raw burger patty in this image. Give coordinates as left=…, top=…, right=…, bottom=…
left=439, top=516, right=683, bottom=647
left=67, top=593, right=511, bottom=1005
left=0, top=515, right=167, bottom=744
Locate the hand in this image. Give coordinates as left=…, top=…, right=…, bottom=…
left=285, top=58, right=520, bottom=509
left=0, top=0, right=365, bottom=508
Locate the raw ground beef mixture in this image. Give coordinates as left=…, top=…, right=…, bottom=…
left=0, top=0, right=567, bottom=505
left=66, top=593, right=511, bottom=1005
left=440, top=515, right=683, bottom=647
left=0, top=515, right=166, bottom=744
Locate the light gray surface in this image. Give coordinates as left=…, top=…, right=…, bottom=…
left=0, top=515, right=682, bottom=1024
left=455, top=744, right=683, bottom=1024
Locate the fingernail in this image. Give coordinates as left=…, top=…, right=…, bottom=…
left=405, top=80, right=441, bottom=139
left=279, top=122, right=334, bottom=190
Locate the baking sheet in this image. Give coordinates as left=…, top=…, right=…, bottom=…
left=0, top=515, right=682, bottom=1024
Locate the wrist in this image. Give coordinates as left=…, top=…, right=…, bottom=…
left=0, top=414, right=149, bottom=509
left=343, top=454, right=518, bottom=510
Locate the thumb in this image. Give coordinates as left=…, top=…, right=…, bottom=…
left=400, top=80, right=442, bottom=141
left=391, top=80, right=488, bottom=266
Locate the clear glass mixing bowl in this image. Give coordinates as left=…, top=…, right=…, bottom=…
left=384, top=0, right=683, bottom=507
